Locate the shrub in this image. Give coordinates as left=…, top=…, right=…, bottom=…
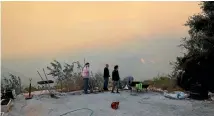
left=144, top=75, right=183, bottom=92
left=1, top=74, right=22, bottom=95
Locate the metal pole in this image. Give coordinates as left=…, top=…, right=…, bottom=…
left=29, top=78, right=32, bottom=97
left=43, top=68, right=52, bottom=94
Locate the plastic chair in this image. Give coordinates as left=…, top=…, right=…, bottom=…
left=135, top=83, right=143, bottom=91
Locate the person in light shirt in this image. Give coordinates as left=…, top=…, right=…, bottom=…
left=82, top=62, right=90, bottom=94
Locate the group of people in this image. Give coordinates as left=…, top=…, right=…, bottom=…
left=103, top=64, right=120, bottom=93
left=81, top=63, right=121, bottom=94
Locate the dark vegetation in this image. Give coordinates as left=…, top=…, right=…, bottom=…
left=1, top=99, right=10, bottom=105
left=1, top=74, right=22, bottom=95
left=171, top=1, right=214, bottom=99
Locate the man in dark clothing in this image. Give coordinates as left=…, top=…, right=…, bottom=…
left=111, top=65, right=120, bottom=93
left=103, top=64, right=110, bottom=91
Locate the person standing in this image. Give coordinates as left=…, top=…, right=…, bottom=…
left=82, top=62, right=90, bottom=94
left=103, top=64, right=110, bottom=91
left=111, top=65, right=120, bottom=93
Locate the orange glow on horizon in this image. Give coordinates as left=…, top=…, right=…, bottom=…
left=2, top=2, right=201, bottom=60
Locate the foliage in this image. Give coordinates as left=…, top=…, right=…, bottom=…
left=143, top=75, right=183, bottom=92
left=171, top=2, right=214, bottom=94
left=1, top=74, right=22, bottom=94
left=89, top=71, right=104, bottom=91
left=47, top=60, right=104, bottom=92
left=47, top=60, right=82, bottom=81
left=47, top=60, right=83, bottom=91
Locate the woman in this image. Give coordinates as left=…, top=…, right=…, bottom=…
left=82, top=62, right=90, bottom=94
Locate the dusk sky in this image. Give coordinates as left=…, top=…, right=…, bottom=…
left=2, top=2, right=201, bottom=85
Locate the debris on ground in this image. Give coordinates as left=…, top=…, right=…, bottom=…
left=111, top=101, right=119, bottom=110
left=147, top=87, right=165, bottom=93
left=164, top=91, right=189, bottom=100
left=3, top=91, right=214, bottom=116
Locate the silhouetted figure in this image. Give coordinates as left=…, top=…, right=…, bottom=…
left=82, top=63, right=90, bottom=94
left=111, top=65, right=120, bottom=93
left=103, top=64, right=110, bottom=91
left=124, top=76, right=134, bottom=90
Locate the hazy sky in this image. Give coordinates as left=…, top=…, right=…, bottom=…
left=1, top=2, right=201, bottom=85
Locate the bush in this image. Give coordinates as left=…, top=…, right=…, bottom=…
left=1, top=74, right=22, bottom=95
left=53, top=72, right=104, bottom=92
left=89, top=72, right=104, bottom=91
left=47, top=60, right=84, bottom=92
left=144, top=75, right=183, bottom=92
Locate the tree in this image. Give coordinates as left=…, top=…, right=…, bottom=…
left=47, top=60, right=83, bottom=92
left=172, top=2, right=214, bottom=99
